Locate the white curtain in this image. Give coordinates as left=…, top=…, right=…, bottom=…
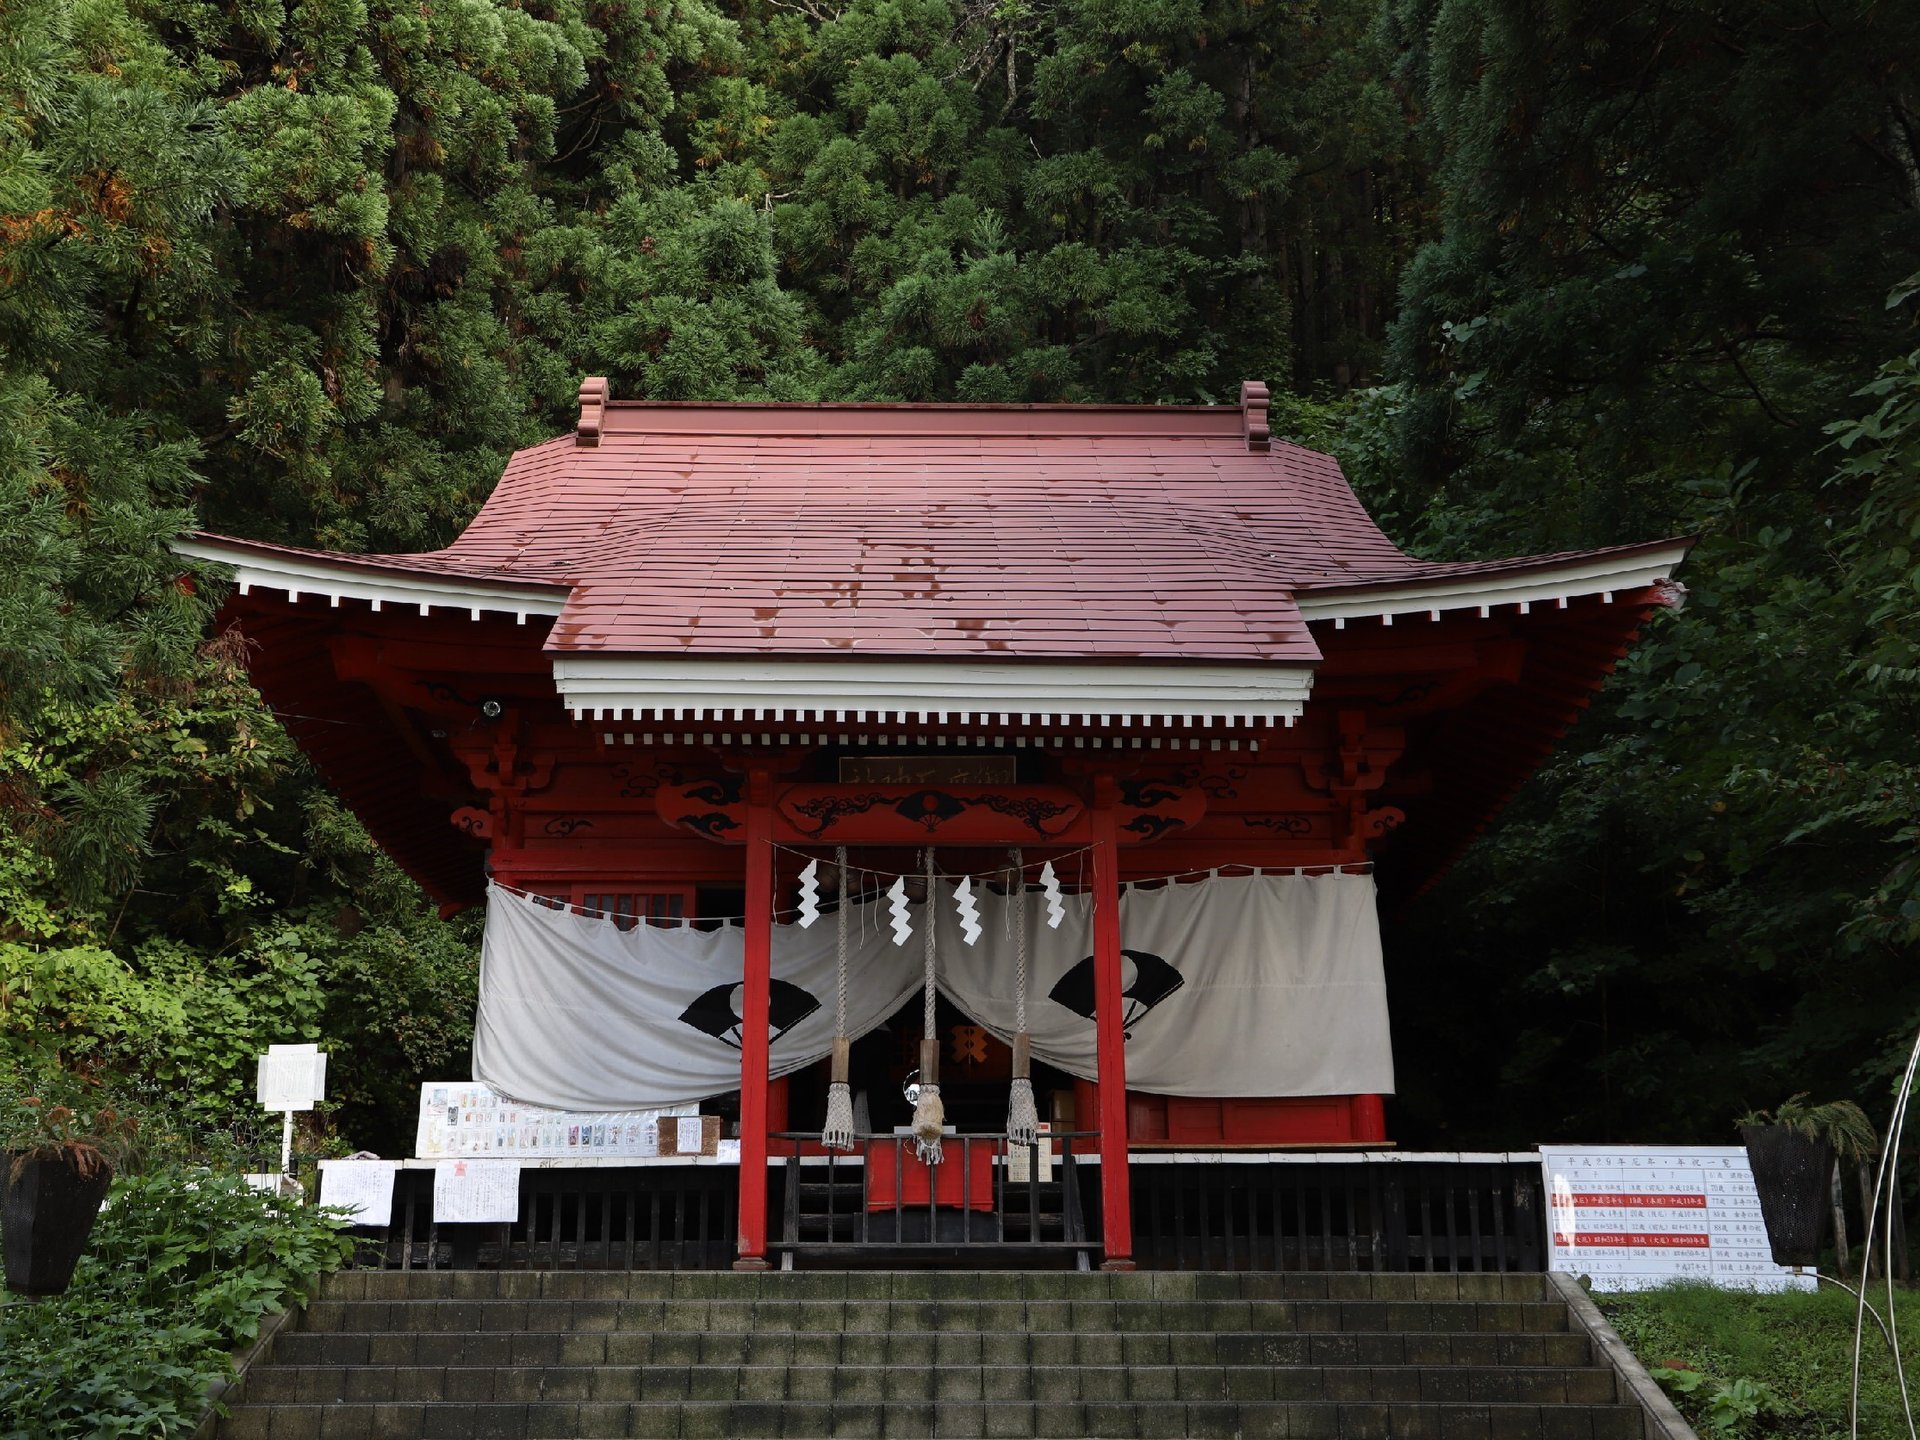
left=472, top=888, right=921, bottom=1111
left=471, top=871, right=1393, bottom=1111
left=930, top=871, right=1394, bottom=1098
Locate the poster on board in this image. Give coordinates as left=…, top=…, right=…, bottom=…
left=1539, top=1146, right=1816, bottom=1292
left=413, top=1083, right=697, bottom=1160
left=433, top=1159, right=521, bottom=1223
left=318, top=1160, right=399, bottom=1225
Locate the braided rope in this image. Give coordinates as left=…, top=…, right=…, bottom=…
left=820, top=847, right=856, bottom=1150
left=922, top=847, right=938, bottom=1038
left=835, top=847, right=849, bottom=1037
left=911, top=846, right=944, bottom=1163
left=1006, top=846, right=1039, bottom=1145
left=1013, top=848, right=1028, bottom=1035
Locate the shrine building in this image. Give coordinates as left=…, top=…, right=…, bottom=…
left=177, top=381, right=1688, bottom=1272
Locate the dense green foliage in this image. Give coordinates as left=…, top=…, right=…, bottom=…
left=0, top=1168, right=354, bottom=1437
left=1605, top=1283, right=1920, bottom=1440
left=1373, top=0, right=1920, bottom=1144
left=0, top=0, right=1915, bottom=1151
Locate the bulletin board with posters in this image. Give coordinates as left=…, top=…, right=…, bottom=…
left=1539, top=1145, right=1816, bottom=1292
left=414, top=1082, right=698, bottom=1160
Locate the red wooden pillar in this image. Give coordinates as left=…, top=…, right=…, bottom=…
left=1090, top=776, right=1135, bottom=1270
left=735, top=766, right=773, bottom=1270
left=1350, top=1093, right=1387, bottom=1142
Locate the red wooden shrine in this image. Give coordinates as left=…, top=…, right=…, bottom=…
left=178, top=381, right=1689, bottom=1269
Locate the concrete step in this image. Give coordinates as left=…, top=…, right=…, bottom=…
left=270, top=1325, right=1596, bottom=1369
left=215, top=1398, right=1648, bottom=1440
left=323, top=1270, right=1554, bottom=1303
left=297, top=1296, right=1573, bottom=1335
left=242, top=1361, right=1622, bottom=1406
left=215, top=1270, right=1641, bottom=1440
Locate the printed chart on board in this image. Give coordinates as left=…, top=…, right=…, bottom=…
left=1538, top=1146, right=1815, bottom=1292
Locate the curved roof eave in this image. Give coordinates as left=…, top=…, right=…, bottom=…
left=172, top=534, right=572, bottom=622
left=1294, top=537, right=1694, bottom=624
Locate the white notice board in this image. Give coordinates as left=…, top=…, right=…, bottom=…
left=257, top=1044, right=327, bottom=1111
left=1539, top=1146, right=1816, bottom=1292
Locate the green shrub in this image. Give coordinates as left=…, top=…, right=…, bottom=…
left=0, top=1168, right=354, bottom=1438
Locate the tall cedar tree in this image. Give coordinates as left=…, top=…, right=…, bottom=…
left=1376, top=0, right=1920, bottom=1144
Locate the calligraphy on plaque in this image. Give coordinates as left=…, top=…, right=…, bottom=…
left=838, top=756, right=1017, bottom=786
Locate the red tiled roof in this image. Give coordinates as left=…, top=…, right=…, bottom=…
left=192, top=400, right=1679, bottom=662
left=435, top=405, right=1395, bottom=661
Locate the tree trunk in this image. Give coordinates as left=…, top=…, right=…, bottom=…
left=1830, top=1160, right=1851, bottom=1280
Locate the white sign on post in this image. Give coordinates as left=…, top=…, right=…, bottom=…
left=1539, top=1146, right=1817, bottom=1292
left=433, top=1159, right=521, bottom=1223
left=257, top=1044, right=327, bottom=1112
left=257, top=1043, right=328, bottom=1181
left=318, top=1160, right=400, bottom=1225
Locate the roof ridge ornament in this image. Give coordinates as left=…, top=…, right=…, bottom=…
left=577, top=376, right=610, bottom=447
left=1240, top=379, right=1271, bottom=453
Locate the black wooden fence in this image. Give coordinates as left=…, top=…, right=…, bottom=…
left=1128, top=1157, right=1545, bottom=1272
left=367, top=1165, right=738, bottom=1271
left=342, top=1153, right=1545, bottom=1273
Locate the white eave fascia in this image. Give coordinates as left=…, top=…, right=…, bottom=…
left=171, top=537, right=569, bottom=623
left=547, top=656, right=1316, bottom=728
left=1294, top=541, right=1690, bottom=627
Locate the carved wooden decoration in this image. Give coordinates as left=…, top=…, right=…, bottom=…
left=650, top=776, right=1206, bottom=846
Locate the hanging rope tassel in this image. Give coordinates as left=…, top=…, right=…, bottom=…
left=911, top=847, right=945, bottom=1164
left=1006, top=847, right=1040, bottom=1146
left=821, top=847, right=856, bottom=1151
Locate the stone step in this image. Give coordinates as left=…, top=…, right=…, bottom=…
left=215, top=1398, right=1647, bottom=1440
left=297, top=1296, right=1572, bottom=1335
left=271, top=1326, right=1595, bottom=1369
left=324, top=1270, right=1553, bottom=1303
left=241, top=1361, right=1622, bottom=1406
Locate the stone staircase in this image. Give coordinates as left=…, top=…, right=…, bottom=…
left=214, top=1270, right=1649, bottom=1439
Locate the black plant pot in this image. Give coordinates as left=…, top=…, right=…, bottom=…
left=2, top=1149, right=114, bottom=1297
left=1739, top=1125, right=1832, bottom=1269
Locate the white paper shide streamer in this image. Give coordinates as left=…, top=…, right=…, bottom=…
left=887, top=876, right=913, bottom=946
left=795, top=858, right=821, bottom=929
left=952, top=875, right=981, bottom=946
left=1039, top=860, right=1065, bottom=929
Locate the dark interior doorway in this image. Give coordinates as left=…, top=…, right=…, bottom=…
left=781, top=994, right=1073, bottom=1136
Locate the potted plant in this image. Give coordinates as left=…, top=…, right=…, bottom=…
left=1, top=1069, right=139, bottom=1297
left=1736, top=1093, right=1876, bottom=1269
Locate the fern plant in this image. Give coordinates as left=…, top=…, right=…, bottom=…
left=1735, top=1093, right=1878, bottom=1161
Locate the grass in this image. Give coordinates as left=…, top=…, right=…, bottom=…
left=1600, top=1282, right=1920, bottom=1440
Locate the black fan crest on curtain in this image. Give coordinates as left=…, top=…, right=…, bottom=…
left=1047, top=951, right=1185, bottom=1038
left=678, top=979, right=822, bottom=1050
